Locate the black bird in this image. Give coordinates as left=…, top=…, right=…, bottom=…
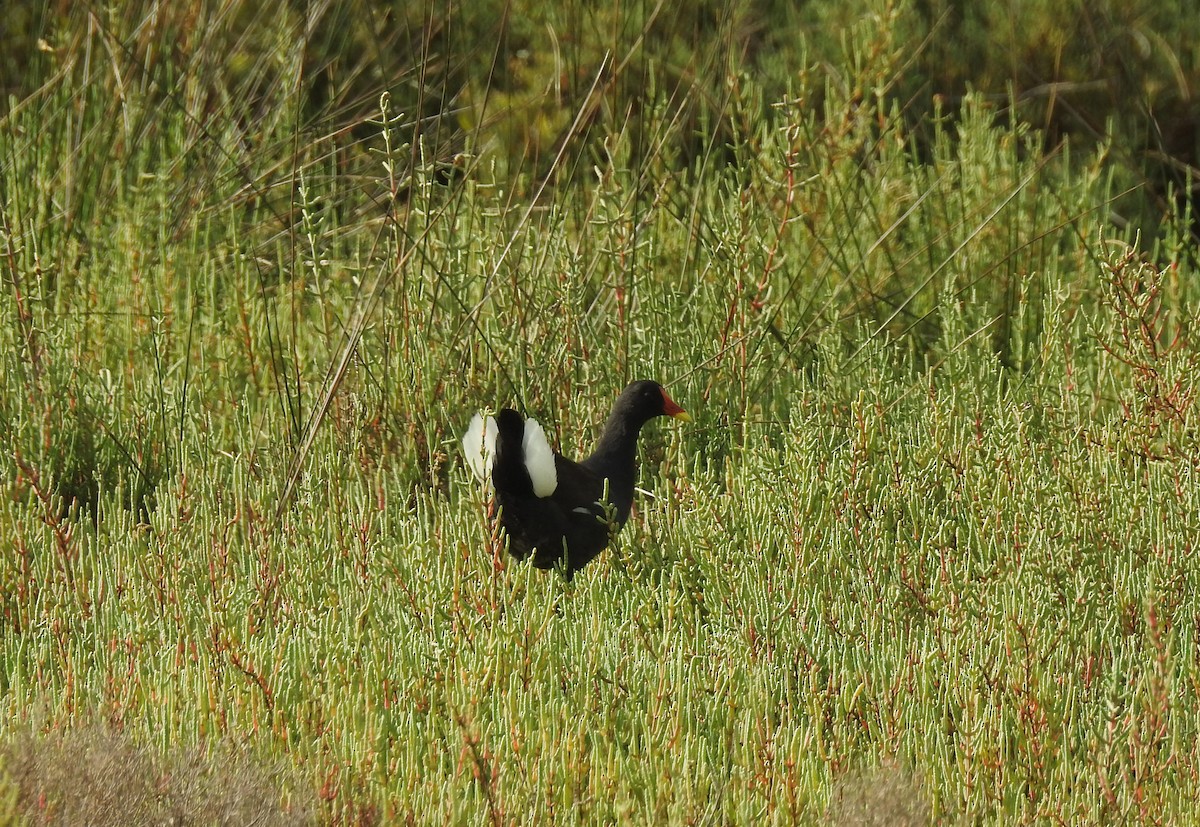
left=462, top=380, right=690, bottom=578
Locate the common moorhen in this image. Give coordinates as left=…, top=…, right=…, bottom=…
left=462, top=380, right=690, bottom=577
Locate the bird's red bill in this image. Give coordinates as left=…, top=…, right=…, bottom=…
left=660, top=388, right=691, bottom=421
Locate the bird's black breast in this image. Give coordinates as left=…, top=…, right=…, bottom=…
left=544, top=455, right=625, bottom=576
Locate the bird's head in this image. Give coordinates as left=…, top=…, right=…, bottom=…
left=614, top=380, right=691, bottom=427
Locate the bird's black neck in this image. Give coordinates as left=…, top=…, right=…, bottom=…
left=581, top=414, right=647, bottom=518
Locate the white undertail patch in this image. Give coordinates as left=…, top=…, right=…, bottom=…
left=461, top=413, right=497, bottom=484
left=521, top=417, right=558, bottom=497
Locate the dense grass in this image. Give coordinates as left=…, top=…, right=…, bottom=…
left=3, top=1, right=1199, bottom=824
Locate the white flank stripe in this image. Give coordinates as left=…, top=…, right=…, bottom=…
left=461, top=413, right=497, bottom=483
left=521, top=417, right=558, bottom=497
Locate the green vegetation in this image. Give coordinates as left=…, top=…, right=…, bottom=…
left=2, top=0, right=1198, bottom=823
